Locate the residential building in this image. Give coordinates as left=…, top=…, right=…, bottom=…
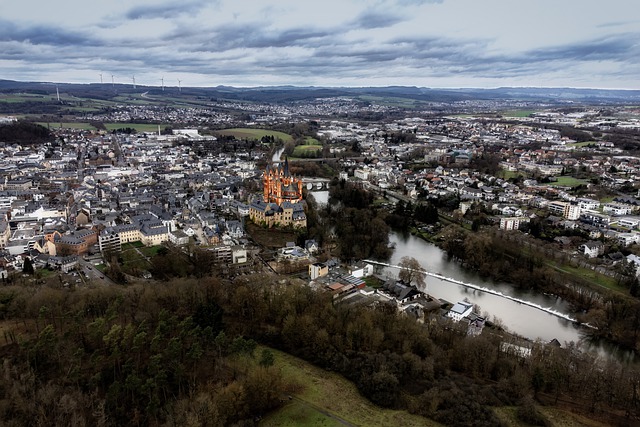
left=309, top=262, right=329, bottom=280
left=447, top=301, right=473, bottom=322
left=579, top=241, right=604, bottom=258
left=499, top=217, right=530, bottom=231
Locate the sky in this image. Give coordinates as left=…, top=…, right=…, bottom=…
left=1, top=0, right=639, bottom=89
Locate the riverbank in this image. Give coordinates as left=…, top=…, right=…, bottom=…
left=403, top=222, right=640, bottom=358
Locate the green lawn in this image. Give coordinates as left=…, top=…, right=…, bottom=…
left=139, top=245, right=164, bottom=257
left=547, top=176, right=587, bottom=187
left=122, top=242, right=144, bottom=250
left=292, top=144, right=322, bottom=157
left=215, top=128, right=293, bottom=142
left=497, top=169, right=523, bottom=180
left=261, top=347, right=439, bottom=427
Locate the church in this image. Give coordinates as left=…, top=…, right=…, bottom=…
left=262, top=157, right=303, bottom=204
left=249, top=158, right=306, bottom=229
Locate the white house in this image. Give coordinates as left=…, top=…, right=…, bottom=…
left=447, top=301, right=473, bottom=322
left=579, top=241, right=604, bottom=258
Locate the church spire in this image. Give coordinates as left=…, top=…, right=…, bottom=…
left=283, top=156, right=290, bottom=176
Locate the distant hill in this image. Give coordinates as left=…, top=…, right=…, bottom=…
left=1, top=79, right=640, bottom=108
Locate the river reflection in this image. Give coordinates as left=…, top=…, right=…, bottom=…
left=384, top=230, right=637, bottom=361
left=310, top=192, right=632, bottom=360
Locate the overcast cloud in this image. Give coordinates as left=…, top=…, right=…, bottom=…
left=1, top=0, right=638, bottom=89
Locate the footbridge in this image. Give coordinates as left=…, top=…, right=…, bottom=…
left=364, top=259, right=583, bottom=325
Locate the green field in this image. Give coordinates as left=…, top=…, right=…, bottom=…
left=103, top=123, right=171, bottom=132
left=497, top=169, right=523, bottom=180
left=215, top=127, right=293, bottom=142
left=547, top=176, right=587, bottom=188
left=292, top=144, right=322, bottom=157
left=568, top=141, right=597, bottom=148
left=37, top=122, right=97, bottom=130
left=501, top=110, right=537, bottom=118
left=0, top=94, right=57, bottom=103
left=261, top=347, right=438, bottom=427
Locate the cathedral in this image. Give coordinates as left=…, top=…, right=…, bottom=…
left=249, top=157, right=306, bottom=229
left=262, top=157, right=303, bottom=205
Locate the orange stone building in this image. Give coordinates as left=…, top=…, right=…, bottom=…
left=263, top=158, right=303, bottom=204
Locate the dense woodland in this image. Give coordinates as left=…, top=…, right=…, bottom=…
left=322, top=179, right=393, bottom=261
left=0, top=274, right=639, bottom=426
left=0, top=121, right=53, bottom=144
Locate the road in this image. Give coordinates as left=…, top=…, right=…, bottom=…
left=77, top=258, right=117, bottom=286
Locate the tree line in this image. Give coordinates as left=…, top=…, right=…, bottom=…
left=1, top=271, right=639, bottom=425
left=323, top=179, right=392, bottom=261
left=436, top=224, right=640, bottom=354
left=0, top=279, right=286, bottom=426
left=0, top=120, right=53, bottom=144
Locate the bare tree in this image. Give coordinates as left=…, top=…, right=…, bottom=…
left=398, top=256, right=426, bottom=288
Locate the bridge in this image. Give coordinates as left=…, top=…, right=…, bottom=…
left=301, top=177, right=331, bottom=190
left=363, top=259, right=583, bottom=325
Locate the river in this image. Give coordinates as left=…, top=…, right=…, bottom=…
left=309, top=189, right=634, bottom=361
left=386, top=231, right=580, bottom=342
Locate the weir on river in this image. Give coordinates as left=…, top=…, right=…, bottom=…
left=363, top=259, right=584, bottom=326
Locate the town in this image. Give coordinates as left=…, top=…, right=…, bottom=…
left=2, top=93, right=640, bottom=425
left=2, top=103, right=640, bottom=285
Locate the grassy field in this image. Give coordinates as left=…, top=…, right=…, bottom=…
left=501, top=110, right=537, bottom=118
left=139, top=245, right=164, bottom=257
left=103, top=123, right=170, bottom=132
left=568, top=141, right=598, bottom=148
left=261, top=347, right=441, bottom=427
left=548, top=262, right=623, bottom=293
left=497, top=169, right=523, bottom=180
left=37, top=122, right=97, bottom=130
left=0, top=94, right=57, bottom=103
left=547, top=176, right=587, bottom=187
left=215, top=128, right=293, bottom=142
left=292, top=144, right=322, bottom=157
left=357, top=95, right=423, bottom=109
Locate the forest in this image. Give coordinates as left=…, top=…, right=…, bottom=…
left=0, top=273, right=639, bottom=426
left=0, top=121, right=53, bottom=144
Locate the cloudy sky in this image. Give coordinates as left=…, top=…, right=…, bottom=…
left=2, top=0, right=639, bottom=89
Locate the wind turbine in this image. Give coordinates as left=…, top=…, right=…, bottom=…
left=177, top=78, right=182, bottom=92
left=111, top=74, right=115, bottom=87
left=132, top=75, right=136, bottom=89
left=100, top=73, right=103, bottom=84
left=56, top=85, right=60, bottom=102
left=161, top=76, right=164, bottom=91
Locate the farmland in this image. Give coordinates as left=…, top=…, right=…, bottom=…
left=215, top=127, right=293, bottom=142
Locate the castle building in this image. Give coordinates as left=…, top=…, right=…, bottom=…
left=263, top=158, right=303, bottom=205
